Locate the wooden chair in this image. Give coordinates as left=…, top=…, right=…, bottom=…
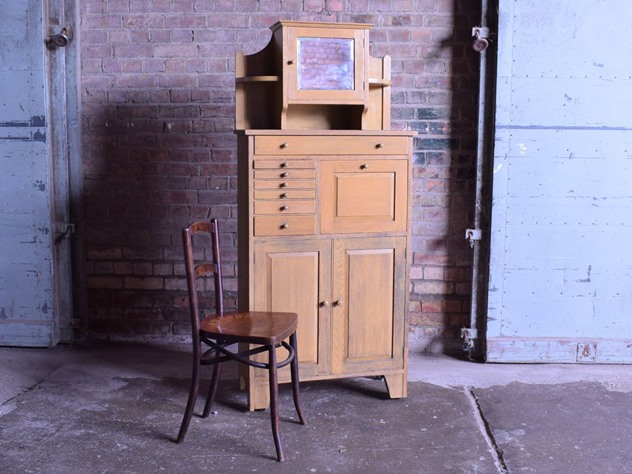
left=176, top=219, right=306, bottom=461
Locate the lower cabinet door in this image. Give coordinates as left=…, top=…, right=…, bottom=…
left=253, top=239, right=331, bottom=381
left=331, top=236, right=407, bottom=375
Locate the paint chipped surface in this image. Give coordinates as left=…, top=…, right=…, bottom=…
left=487, top=0, right=632, bottom=362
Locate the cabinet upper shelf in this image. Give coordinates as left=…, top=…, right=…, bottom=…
left=235, top=20, right=392, bottom=132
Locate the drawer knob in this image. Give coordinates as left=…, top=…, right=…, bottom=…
left=334, top=299, right=344, bottom=307
left=280, top=223, right=289, bottom=229
left=280, top=192, right=288, bottom=198
left=360, top=163, right=368, bottom=170
left=280, top=182, right=288, bottom=188
left=280, top=205, right=289, bottom=211
left=280, top=143, right=289, bottom=149
left=280, top=172, right=288, bottom=178
left=375, top=143, right=384, bottom=149
left=321, top=301, right=330, bottom=308
left=281, top=162, right=289, bottom=168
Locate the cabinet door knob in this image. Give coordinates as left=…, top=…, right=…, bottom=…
left=360, top=163, right=368, bottom=169
left=280, top=223, right=289, bottom=229
left=280, top=143, right=289, bottom=149
left=375, top=143, right=384, bottom=149
left=287, top=59, right=295, bottom=65
left=334, top=299, right=344, bottom=307
left=280, top=205, right=289, bottom=211
left=321, top=301, right=330, bottom=307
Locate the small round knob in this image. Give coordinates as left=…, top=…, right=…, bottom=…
left=280, top=143, right=289, bottom=149
left=287, top=59, right=295, bottom=65
left=281, top=162, right=289, bottom=168
left=280, top=223, right=289, bottom=229
left=334, top=300, right=344, bottom=307
left=321, top=301, right=330, bottom=308
left=280, top=192, right=288, bottom=198
left=375, top=143, right=384, bottom=149
left=280, top=172, right=288, bottom=178
left=280, top=205, right=289, bottom=211
left=360, top=163, right=368, bottom=170
left=280, top=182, right=288, bottom=188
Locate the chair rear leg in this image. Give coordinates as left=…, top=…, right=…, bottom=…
left=202, top=361, right=222, bottom=418
left=289, top=332, right=307, bottom=425
left=177, top=357, right=201, bottom=443
left=268, top=346, right=284, bottom=461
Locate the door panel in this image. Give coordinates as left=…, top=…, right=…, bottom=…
left=254, top=239, right=331, bottom=378
left=0, top=0, right=75, bottom=346
left=487, top=0, right=632, bottom=362
left=331, top=237, right=406, bottom=374
left=321, top=159, right=408, bottom=234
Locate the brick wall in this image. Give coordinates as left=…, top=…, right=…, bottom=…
left=79, top=0, right=480, bottom=352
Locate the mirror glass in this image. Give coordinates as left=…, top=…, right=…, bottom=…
left=297, top=38, right=354, bottom=90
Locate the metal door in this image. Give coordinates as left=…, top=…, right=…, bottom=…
left=0, top=0, right=78, bottom=346
left=487, top=1, right=632, bottom=362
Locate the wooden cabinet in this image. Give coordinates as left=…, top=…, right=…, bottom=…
left=235, top=21, right=415, bottom=410
left=237, top=131, right=413, bottom=410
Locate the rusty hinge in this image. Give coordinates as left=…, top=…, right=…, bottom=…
left=465, top=228, right=482, bottom=248
left=54, top=223, right=76, bottom=244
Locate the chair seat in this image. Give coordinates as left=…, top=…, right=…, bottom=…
left=200, top=311, right=298, bottom=345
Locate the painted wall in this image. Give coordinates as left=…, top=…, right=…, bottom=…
left=487, top=0, right=632, bottom=362
left=0, top=2, right=57, bottom=346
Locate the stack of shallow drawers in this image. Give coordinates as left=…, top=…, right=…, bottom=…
left=252, top=156, right=316, bottom=237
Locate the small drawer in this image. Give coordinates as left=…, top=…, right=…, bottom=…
left=254, top=136, right=409, bottom=155
left=253, top=159, right=314, bottom=169
left=254, top=189, right=316, bottom=200
left=254, top=200, right=315, bottom=215
left=254, top=169, right=316, bottom=180
left=253, top=179, right=316, bottom=190
left=254, top=216, right=316, bottom=236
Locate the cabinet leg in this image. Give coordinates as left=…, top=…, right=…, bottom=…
left=383, top=373, right=407, bottom=399
left=248, top=380, right=271, bottom=411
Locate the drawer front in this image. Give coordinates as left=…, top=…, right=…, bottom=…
left=254, top=169, right=316, bottom=180
left=254, top=200, right=316, bottom=215
left=253, top=159, right=314, bottom=169
left=254, top=189, right=316, bottom=200
left=253, top=179, right=316, bottom=190
left=254, top=136, right=409, bottom=156
left=254, top=216, right=316, bottom=236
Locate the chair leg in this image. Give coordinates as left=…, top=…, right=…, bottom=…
left=289, top=332, right=306, bottom=425
left=177, top=354, right=201, bottom=443
left=202, top=359, right=222, bottom=418
left=268, top=345, right=284, bottom=462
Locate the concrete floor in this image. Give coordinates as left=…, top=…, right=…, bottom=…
left=1, top=343, right=632, bottom=473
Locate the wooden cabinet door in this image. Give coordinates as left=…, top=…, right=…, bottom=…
left=253, top=239, right=331, bottom=380
left=321, top=158, right=408, bottom=234
left=331, top=236, right=407, bottom=375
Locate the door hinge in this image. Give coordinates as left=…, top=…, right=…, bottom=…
left=54, top=223, right=76, bottom=244
left=465, top=228, right=482, bottom=248
left=460, top=327, right=478, bottom=352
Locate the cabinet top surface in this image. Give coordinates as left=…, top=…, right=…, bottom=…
left=236, top=129, right=417, bottom=137
left=271, top=20, right=373, bottom=31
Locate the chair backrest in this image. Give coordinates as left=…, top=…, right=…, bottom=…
left=182, top=219, right=225, bottom=340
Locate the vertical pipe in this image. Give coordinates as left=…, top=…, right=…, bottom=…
left=466, top=0, right=491, bottom=359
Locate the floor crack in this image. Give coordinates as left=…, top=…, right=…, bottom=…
left=464, top=387, right=510, bottom=474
